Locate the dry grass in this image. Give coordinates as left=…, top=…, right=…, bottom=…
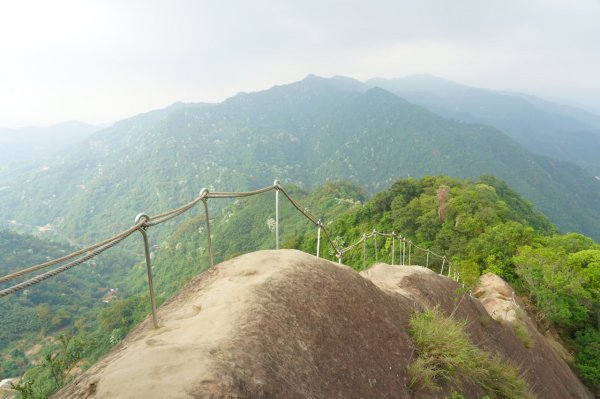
left=407, top=306, right=536, bottom=399
left=511, top=322, right=535, bottom=349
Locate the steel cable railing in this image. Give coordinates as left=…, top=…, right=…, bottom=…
left=0, top=179, right=462, bottom=327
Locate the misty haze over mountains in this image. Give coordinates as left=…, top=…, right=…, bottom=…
left=0, top=121, right=99, bottom=177
left=365, top=75, right=600, bottom=176
left=0, top=74, right=599, bottom=241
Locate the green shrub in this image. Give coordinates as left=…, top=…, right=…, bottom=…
left=574, top=328, right=600, bottom=391
left=10, top=334, right=87, bottom=399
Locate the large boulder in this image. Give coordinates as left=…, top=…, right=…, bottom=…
left=474, top=272, right=520, bottom=323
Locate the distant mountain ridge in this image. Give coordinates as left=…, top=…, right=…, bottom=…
left=0, top=75, right=599, bottom=241
left=366, top=74, right=600, bottom=175
left=0, top=121, right=100, bottom=177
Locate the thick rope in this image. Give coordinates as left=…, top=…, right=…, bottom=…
left=0, top=220, right=147, bottom=284
left=146, top=196, right=203, bottom=227
left=207, top=185, right=276, bottom=199
left=0, top=230, right=135, bottom=298
left=1, top=195, right=206, bottom=283
left=339, top=235, right=365, bottom=255
left=278, top=187, right=320, bottom=226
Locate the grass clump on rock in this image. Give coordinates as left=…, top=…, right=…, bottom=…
left=407, top=306, right=535, bottom=399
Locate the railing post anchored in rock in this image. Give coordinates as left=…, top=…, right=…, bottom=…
left=199, top=188, right=213, bottom=268
left=373, top=229, right=378, bottom=262
left=402, top=237, right=406, bottom=266
left=391, top=232, right=395, bottom=266
left=134, top=213, right=159, bottom=329
left=274, top=180, right=280, bottom=250
left=362, top=233, right=367, bottom=270
left=316, top=219, right=322, bottom=258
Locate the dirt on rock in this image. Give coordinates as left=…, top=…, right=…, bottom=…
left=53, top=250, right=592, bottom=399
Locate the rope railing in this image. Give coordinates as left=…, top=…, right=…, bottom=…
left=0, top=229, right=136, bottom=298
left=206, top=184, right=277, bottom=199
left=332, top=229, right=461, bottom=284
left=0, top=179, right=462, bottom=328
left=0, top=220, right=149, bottom=284
left=145, top=195, right=205, bottom=227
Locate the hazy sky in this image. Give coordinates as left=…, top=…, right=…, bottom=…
left=1, top=0, right=599, bottom=127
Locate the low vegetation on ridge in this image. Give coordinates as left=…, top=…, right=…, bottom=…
left=407, top=306, right=535, bottom=398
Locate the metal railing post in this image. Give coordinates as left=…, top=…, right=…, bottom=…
left=316, top=219, right=322, bottom=257
left=391, top=232, right=395, bottom=266
left=402, top=238, right=406, bottom=266
left=362, top=233, right=367, bottom=270
left=373, top=230, right=378, bottom=262
left=408, top=241, right=412, bottom=265
left=274, top=180, right=280, bottom=250
left=200, top=188, right=213, bottom=267
left=134, top=213, right=159, bottom=329
left=447, top=261, right=452, bottom=278
left=440, top=256, right=446, bottom=276
left=426, top=249, right=430, bottom=268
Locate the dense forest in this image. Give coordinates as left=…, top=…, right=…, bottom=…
left=2, top=176, right=599, bottom=397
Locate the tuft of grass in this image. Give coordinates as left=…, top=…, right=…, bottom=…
left=475, top=354, right=533, bottom=398
left=511, top=322, right=535, bottom=349
left=407, top=306, right=536, bottom=399
left=447, top=392, right=467, bottom=399
left=407, top=307, right=479, bottom=391
left=479, top=314, right=491, bottom=327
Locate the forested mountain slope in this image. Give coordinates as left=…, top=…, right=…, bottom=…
left=367, top=74, right=600, bottom=175
left=0, top=121, right=99, bottom=178
left=0, top=229, right=136, bottom=378
left=0, top=75, right=599, bottom=243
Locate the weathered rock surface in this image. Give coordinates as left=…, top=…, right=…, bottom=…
left=474, top=272, right=520, bottom=323
left=54, top=250, right=592, bottom=399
